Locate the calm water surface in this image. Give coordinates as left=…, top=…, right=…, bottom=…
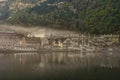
left=0, top=48, right=120, bottom=80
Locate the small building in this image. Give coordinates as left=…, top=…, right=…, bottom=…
left=40, top=37, right=50, bottom=48
left=63, top=38, right=73, bottom=47
left=0, top=31, right=25, bottom=49
left=25, top=37, right=41, bottom=49
left=47, top=36, right=67, bottom=48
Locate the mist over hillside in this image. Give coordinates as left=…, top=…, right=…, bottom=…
left=0, top=0, right=119, bottom=34
left=0, top=24, right=75, bottom=37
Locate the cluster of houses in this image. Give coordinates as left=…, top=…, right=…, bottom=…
left=91, top=35, right=120, bottom=47
left=45, top=34, right=119, bottom=47
left=0, top=30, right=119, bottom=52
left=0, top=31, right=41, bottom=51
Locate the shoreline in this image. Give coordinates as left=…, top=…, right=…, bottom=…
left=0, top=46, right=119, bottom=54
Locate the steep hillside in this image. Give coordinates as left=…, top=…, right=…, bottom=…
left=8, top=0, right=120, bottom=34
left=0, top=1, right=9, bottom=20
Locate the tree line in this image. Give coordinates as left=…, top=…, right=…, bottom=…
left=8, top=0, right=120, bottom=34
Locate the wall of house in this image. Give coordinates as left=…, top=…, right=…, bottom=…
left=0, top=32, right=23, bottom=49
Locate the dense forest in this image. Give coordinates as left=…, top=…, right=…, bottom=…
left=8, top=0, right=120, bottom=34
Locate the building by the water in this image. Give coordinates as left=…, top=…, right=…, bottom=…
left=0, top=31, right=41, bottom=51
left=0, top=30, right=119, bottom=52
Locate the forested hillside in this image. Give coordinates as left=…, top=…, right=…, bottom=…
left=8, top=0, right=120, bottom=34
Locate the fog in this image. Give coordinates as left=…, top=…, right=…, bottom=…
left=0, top=24, right=75, bottom=37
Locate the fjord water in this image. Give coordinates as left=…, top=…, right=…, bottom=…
left=0, top=49, right=120, bottom=80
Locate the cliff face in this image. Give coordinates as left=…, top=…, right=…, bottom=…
left=0, top=0, right=47, bottom=20
left=9, top=0, right=47, bottom=11
left=0, top=0, right=46, bottom=12
left=0, top=1, right=9, bottom=20
left=9, top=2, right=35, bottom=11
left=0, top=0, right=32, bottom=20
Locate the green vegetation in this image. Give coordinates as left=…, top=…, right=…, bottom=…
left=8, top=0, right=120, bottom=34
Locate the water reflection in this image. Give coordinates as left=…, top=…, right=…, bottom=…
left=0, top=49, right=120, bottom=72
left=0, top=49, right=120, bottom=79
left=0, top=50, right=120, bottom=80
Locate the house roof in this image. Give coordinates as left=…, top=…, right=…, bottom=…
left=25, top=37, right=41, bottom=44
